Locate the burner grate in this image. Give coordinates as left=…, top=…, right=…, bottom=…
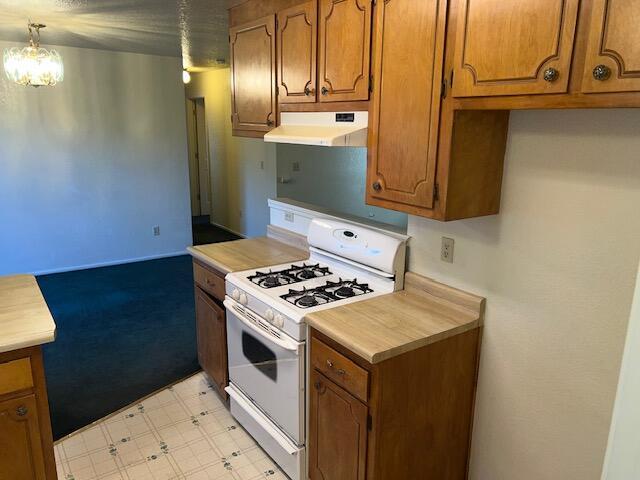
left=280, top=279, right=374, bottom=308
left=248, top=263, right=332, bottom=289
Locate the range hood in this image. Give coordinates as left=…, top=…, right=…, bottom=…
left=264, top=111, right=368, bottom=147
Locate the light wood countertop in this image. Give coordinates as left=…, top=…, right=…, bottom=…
left=187, top=236, right=308, bottom=274
left=0, top=275, right=57, bottom=354
left=306, top=272, right=485, bottom=364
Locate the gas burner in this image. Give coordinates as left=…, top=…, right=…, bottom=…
left=248, top=263, right=332, bottom=289
left=323, top=279, right=373, bottom=299
left=288, top=264, right=332, bottom=281
left=248, top=271, right=296, bottom=289
left=280, top=279, right=374, bottom=308
left=281, top=288, right=334, bottom=308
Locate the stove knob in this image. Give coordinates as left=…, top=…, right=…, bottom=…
left=265, top=309, right=275, bottom=322
left=239, top=293, right=248, bottom=305
left=273, top=314, right=285, bottom=329
left=231, top=289, right=241, bottom=301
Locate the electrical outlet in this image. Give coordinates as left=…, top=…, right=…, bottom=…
left=153, top=225, right=160, bottom=236
left=441, top=237, right=454, bottom=263
left=284, top=211, right=295, bottom=222
left=292, top=161, right=300, bottom=172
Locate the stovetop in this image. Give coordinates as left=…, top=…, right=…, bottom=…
left=226, top=257, right=397, bottom=339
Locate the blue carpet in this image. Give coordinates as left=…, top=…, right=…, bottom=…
left=37, top=255, right=199, bottom=440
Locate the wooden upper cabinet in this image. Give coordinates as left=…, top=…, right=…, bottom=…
left=318, top=0, right=372, bottom=102
left=309, top=370, right=368, bottom=480
left=230, top=15, right=277, bottom=132
left=453, top=0, right=580, bottom=97
left=277, top=1, right=318, bottom=103
left=581, top=0, right=640, bottom=93
left=367, top=0, right=447, bottom=210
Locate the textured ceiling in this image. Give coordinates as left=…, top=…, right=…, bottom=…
left=0, top=0, right=231, bottom=70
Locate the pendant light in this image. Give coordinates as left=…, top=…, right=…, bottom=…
left=3, top=22, right=64, bottom=87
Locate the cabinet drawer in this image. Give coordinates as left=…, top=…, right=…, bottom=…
left=0, top=357, right=34, bottom=396
left=311, top=338, right=368, bottom=403
left=193, top=262, right=226, bottom=301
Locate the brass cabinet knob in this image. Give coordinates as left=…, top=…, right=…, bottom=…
left=314, top=381, right=322, bottom=391
left=593, top=64, right=612, bottom=81
left=16, top=406, right=28, bottom=416
left=304, top=86, right=315, bottom=96
left=266, top=119, right=274, bottom=127
left=543, top=68, right=559, bottom=83
left=321, top=86, right=329, bottom=96
left=372, top=181, right=382, bottom=192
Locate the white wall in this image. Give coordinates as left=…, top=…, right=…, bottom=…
left=276, top=144, right=408, bottom=229
left=601, top=260, right=640, bottom=480
left=185, top=69, right=277, bottom=238
left=407, top=109, right=640, bottom=480
left=0, top=42, right=192, bottom=275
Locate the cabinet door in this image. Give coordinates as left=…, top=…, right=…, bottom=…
left=0, top=395, right=46, bottom=480
left=195, top=286, right=228, bottom=395
left=452, top=0, right=580, bottom=97
left=230, top=15, right=277, bottom=132
left=309, top=370, right=368, bottom=480
left=367, top=0, right=446, bottom=210
left=277, top=1, right=318, bottom=103
left=581, top=0, right=640, bottom=93
left=318, top=0, right=372, bottom=102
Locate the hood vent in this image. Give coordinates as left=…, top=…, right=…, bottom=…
left=264, top=111, right=368, bottom=147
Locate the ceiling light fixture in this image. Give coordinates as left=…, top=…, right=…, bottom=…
left=3, top=22, right=64, bottom=87
left=182, top=69, right=191, bottom=84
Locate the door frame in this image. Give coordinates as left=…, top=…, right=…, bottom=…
left=185, top=97, right=212, bottom=217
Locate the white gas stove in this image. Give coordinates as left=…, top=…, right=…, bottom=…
left=223, top=219, right=407, bottom=480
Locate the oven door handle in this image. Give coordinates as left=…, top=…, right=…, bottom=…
left=224, top=298, right=302, bottom=354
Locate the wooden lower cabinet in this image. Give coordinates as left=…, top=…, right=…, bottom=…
left=0, top=347, right=57, bottom=480
left=193, top=261, right=229, bottom=400
left=309, top=370, right=368, bottom=480
left=308, top=328, right=481, bottom=479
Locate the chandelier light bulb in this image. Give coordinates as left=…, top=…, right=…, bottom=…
left=3, top=22, right=64, bottom=87
left=182, top=69, right=191, bottom=84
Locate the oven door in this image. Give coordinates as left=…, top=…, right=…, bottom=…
left=224, top=297, right=305, bottom=445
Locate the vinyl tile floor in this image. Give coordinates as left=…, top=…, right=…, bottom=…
left=54, top=372, right=286, bottom=480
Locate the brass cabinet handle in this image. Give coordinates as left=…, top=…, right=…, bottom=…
left=593, top=64, right=611, bottom=81
left=304, top=86, right=315, bottom=96
left=16, top=406, right=28, bottom=416
left=321, top=87, right=329, bottom=96
left=543, top=68, right=559, bottom=83
left=326, top=359, right=345, bottom=375
left=372, top=181, right=382, bottom=192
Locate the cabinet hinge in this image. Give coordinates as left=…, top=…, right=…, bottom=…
left=367, top=414, right=373, bottom=431
left=369, top=75, right=374, bottom=93
left=434, top=183, right=440, bottom=202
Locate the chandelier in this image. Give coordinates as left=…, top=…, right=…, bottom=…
left=3, top=22, right=64, bottom=87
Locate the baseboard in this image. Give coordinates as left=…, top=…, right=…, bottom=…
left=33, top=250, right=189, bottom=276
left=209, top=220, right=247, bottom=239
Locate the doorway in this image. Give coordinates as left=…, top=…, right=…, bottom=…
left=186, top=97, right=211, bottom=217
